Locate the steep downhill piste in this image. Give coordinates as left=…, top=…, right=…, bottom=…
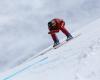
left=0, top=18, right=100, bottom=80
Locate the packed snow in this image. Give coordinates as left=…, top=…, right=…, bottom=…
left=0, top=18, right=100, bottom=80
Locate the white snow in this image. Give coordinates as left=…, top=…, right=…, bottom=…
left=0, top=18, right=100, bottom=80
left=0, top=0, right=100, bottom=72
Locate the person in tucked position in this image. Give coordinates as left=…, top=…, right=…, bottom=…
left=48, top=18, right=73, bottom=47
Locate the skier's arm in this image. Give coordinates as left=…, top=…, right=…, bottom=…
left=60, top=20, right=65, bottom=28
left=48, top=26, right=59, bottom=34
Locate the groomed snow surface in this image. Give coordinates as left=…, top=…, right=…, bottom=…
left=0, top=18, right=100, bottom=80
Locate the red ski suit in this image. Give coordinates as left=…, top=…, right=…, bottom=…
left=48, top=18, right=70, bottom=42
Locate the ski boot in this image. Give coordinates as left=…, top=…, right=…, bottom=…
left=66, top=34, right=73, bottom=41
left=53, top=41, right=60, bottom=47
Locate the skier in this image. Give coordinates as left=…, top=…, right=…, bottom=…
left=48, top=18, right=73, bottom=47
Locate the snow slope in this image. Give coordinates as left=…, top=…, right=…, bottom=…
left=0, top=0, right=100, bottom=72
left=0, top=18, right=100, bottom=80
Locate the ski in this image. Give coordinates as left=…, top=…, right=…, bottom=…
left=54, top=33, right=81, bottom=49
left=29, top=33, right=81, bottom=60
